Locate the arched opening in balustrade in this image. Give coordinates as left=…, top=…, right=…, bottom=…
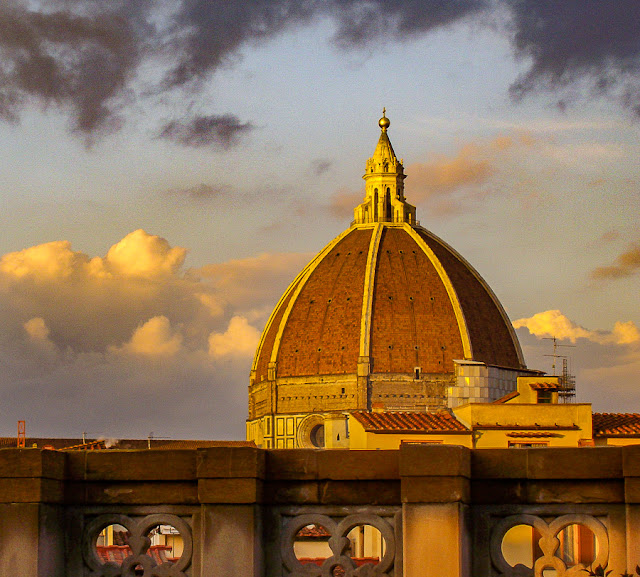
left=95, top=524, right=131, bottom=566
left=501, top=522, right=598, bottom=575
left=146, top=523, right=184, bottom=565
left=501, top=524, right=537, bottom=569
left=294, top=523, right=332, bottom=566
left=93, top=521, right=186, bottom=574
left=346, top=524, right=385, bottom=566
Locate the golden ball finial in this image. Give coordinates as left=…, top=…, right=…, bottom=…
left=379, top=107, right=390, bottom=130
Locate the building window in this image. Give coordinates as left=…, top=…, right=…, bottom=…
left=508, top=441, right=549, bottom=448
left=414, top=367, right=421, bottom=380
left=537, top=390, right=553, bottom=404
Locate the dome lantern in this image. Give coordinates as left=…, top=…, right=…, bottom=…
left=354, top=109, right=416, bottom=225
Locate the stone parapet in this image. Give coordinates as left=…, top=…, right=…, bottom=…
left=0, top=445, right=638, bottom=576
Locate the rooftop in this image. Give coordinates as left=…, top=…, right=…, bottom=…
left=351, top=411, right=469, bottom=433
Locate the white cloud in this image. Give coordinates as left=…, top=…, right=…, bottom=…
left=24, top=317, right=50, bottom=342
left=0, top=241, right=88, bottom=280
left=0, top=232, right=310, bottom=438
left=515, top=310, right=640, bottom=413
left=513, top=310, right=639, bottom=346
left=208, top=316, right=261, bottom=359
left=117, top=316, right=184, bottom=356
left=104, top=230, right=187, bottom=278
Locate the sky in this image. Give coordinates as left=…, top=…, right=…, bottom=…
left=0, top=0, right=639, bottom=440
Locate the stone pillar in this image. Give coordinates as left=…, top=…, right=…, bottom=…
left=400, top=444, right=471, bottom=577
left=624, top=445, right=640, bottom=572
left=196, top=447, right=265, bottom=577
left=357, top=356, right=370, bottom=410
left=0, top=449, right=65, bottom=577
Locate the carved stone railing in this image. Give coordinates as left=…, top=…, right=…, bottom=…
left=1, top=445, right=639, bottom=576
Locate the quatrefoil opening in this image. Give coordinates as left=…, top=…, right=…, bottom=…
left=282, top=513, right=395, bottom=576
left=83, top=514, right=193, bottom=577
left=492, top=514, right=608, bottom=577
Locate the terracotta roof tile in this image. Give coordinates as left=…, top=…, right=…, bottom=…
left=593, top=413, right=640, bottom=436
left=299, top=558, right=379, bottom=573
left=529, top=382, right=560, bottom=391
left=296, top=525, right=330, bottom=538
left=351, top=411, right=469, bottom=433
left=417, top=228, right=523, bottom=369
left=506, top=432, right=562, bottom=438
left=474, top=424, right=578, bottom=431
left=492, top=391, right=520, bottom=404
left=96, top=545, right=174, bottom=565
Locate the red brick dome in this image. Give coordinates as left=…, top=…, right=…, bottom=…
left=252, top=222, right=525, bottom=384
left=248, top=115, right=525, bottom=427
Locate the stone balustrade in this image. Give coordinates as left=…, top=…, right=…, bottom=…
left=1, top=444, right=639, bottom=576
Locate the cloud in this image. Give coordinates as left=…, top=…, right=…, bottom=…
left=2, top=1, right=486, bottom=137
left=22, top=317, right=57, bottom=359
left=163, top=0, right=315, bottom=86
left=329, top=0, right=488, bottom=49
left=3, top=0, right=640, bottom=139
left=327, top=134, right=542, bottom=218
left=403, top=133, right=534, bottom=215
left=513, top=309, right=640, bottom=346
left=0, top=230, right=207, bottom=353
left=24, top=317, right=50, bottom=342
left=328, top=187, right=364, bottom=220
left=104, top=229, right=186, bottom=277
left=194, top=251, right=312, bottom=320
left=158, top=114, right=254, bottom=149
left=311, top=159, right=332, bottom=176
left=0, top=240, right=88, bottom=280
left=590, top=242, right=640, bottom=280
left=117, top=316, right=184, bottom=356
left=0, top=232, right=312, bottom=438
left=0, top=2, right=148, bottom=135
left=167, top=183, right=229, bottom=200
left=506, top=0, right=640, bottom=116
left=208, top=316, right=261, bottom=359
left=515, top=312, right=640, bottom=413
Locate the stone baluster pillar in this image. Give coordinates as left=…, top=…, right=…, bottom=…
left=0, top=449, right=66, bottom=577
left=196, top=447, right=265, bottom=577
left=400, top=444, right=471, bottom=577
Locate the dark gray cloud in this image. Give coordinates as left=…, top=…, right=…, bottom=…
left=165, top=0, right=487, bottom=83
left=0, top=3, right=149, bottom=134
left=2, top=0, right=640, bottom=139
left=158, top=114, right=254, bottom=148
left=329, top=0, right=488, bottom=48
left=164, top=0, right=316, bottom=87
left=0, top=0, right=489, bottom=138
left=311, top=159, right=332, bottom=176
left=168, top=183, right=230, bottom=200
left=507, top=0, right=640, bottom=116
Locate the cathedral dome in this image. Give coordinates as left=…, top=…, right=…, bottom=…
left=248, top=114, right=526, bottom=443
left=252, top=222, right=524, bottom=382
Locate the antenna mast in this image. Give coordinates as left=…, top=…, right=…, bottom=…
left=559, top=357, right=576, bottom=403
left=543, top=337, right=576, bottom=403
left=17, top=420, right=26, bottom=448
